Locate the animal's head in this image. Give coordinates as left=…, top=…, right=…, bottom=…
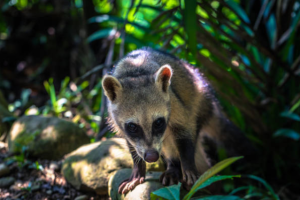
left=102, top=64, right=172, bottom=163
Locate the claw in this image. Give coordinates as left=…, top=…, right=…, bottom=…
left=118, top=177, right=145, bottom=194
left=181, top=170, right=198, bottom=191
left=160, top=168, right=181, bottom=186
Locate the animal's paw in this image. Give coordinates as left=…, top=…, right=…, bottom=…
left=181, top=169, right=198, bottom=191
left=159, top=168, right=181, bottom=186
left=118, top=176, right=145, bottom=194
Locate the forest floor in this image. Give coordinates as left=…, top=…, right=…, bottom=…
left=0, top=146, right=109, bottom=200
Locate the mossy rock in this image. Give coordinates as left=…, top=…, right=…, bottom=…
left=7, top=115, right=90, bottom=160
left=109, top=169, right=164, bottom=200
left=62, top=138, right=165, bottom=195
left=0, top=104, right=14, bottom=140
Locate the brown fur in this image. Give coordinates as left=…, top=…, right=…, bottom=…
left=102, top=47, right=255, bottom=193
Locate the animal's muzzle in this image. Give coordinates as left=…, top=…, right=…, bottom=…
left=144, top=149, right=159, bottom=163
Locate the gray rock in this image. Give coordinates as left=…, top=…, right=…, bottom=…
left=0, top=177, right=15, bottom=188
left=9, top=180, right=22, bottom=191
left=0, top=163, right=10, bottom=177
left=46, top=190, right=52, bottom=195
left=7, top=115, right=90, bottom=160
left=62, top=138, right=164, bottom=195
left=109, top=169, right=164, bottom=200
left=49, top=161, right=61, bottom=172
left=0, top=99, right=14, bottom=140
left=74, top=195, right=89, bottom=200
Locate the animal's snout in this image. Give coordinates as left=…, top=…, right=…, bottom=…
left=144, top=149, right=159, bottom=163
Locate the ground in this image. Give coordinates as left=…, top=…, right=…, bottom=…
left=0, top=146, right=110, bottom=200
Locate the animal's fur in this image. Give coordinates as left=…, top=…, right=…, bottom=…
left=102, top=47, right=255, bottom=194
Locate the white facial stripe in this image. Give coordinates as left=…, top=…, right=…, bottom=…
left=125, top=118, right=138, bottom=124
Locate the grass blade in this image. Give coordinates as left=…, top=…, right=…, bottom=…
left=243, top=175, right=279, bottom=200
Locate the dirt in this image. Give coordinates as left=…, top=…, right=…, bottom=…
left=0, top=147, right=110, bottom=200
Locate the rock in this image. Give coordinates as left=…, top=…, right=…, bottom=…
left=7, top=115, right=90, bottom=160
left=49, top=161, right=61, bottom=172
left=74, top=195, right=89, bottom=200
left=109, top=169, right=164, bottom=200
left=31, top=181, right=41, bottom=191
left=9, top=180, right=22, bottom=191
left=0, top=163, right=10, bottom=177
left=62, top=138, right=165, bottom=195
left=0, top=99, right=14, bottom=140
left=46, top=190, right=52, bottom=195
left=0, top=177, right=15, bottom=188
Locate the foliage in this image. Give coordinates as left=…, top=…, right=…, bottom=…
left=0, top=0, right=300, bottom=199
left=151, top=157, right=278, bottom=200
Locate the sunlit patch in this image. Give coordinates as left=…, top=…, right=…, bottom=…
left=231, top=60, right=239, bottom=67
left=127, top=56, right=145, bottom=66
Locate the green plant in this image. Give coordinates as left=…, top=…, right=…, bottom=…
left=151, top=157, right=243, bottom=200
left=151, top=157, right=279, bottom=200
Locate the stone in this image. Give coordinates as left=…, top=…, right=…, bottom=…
left=74, top=195, right=89, bottom=200
left=0, top=163, right=10, bottom=177
left=7, top=115, right=90, bottom=160
left=109, top=169, right=164, bottom=200
left=0, top=101, right=14, bottom=140
left=0, top=177, right=15, bottom=188
left=62, top=138, right=164, bottom=195
left=49, top=161, right=61, bottom=172
left=9, top=180, right=22, bottom=191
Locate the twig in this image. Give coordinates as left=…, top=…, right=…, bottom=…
left=97, top=38, right=115, bottom=141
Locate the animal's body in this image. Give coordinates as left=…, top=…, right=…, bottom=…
left=102, top=47, right=255, bottom=194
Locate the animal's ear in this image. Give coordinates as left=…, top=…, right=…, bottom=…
left=154, top=64, right=173, bottom=92
left=102, top=75, right=122, bottom=102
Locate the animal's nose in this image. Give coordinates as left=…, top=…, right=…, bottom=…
left=144, top=149, right=159, bottom=163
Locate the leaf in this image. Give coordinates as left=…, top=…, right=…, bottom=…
left=244, top=175, right=279, bottom=200
left=88, top=15, right=149, bottom=31
left=87, top=29, right=116, bottom=43
left=183, top=156, right=243, bottom=200
left=196, top=175, right=241, bottom=191
left=190, top=195, right=243, bottom=200
left=183, top=0, right=197, bottom=54
left=280, top=111, right=300, bottom=121
left=225, top=0, right=250, bottom=24
left=2, top=116, right=16, bottom=123
left=151, top=183, right=181, bottom=200
left=273, top=129, right=300, bottom=140
left=290, top=99, right=300, bottom=113
left=281, top=9, right=300, bottom=61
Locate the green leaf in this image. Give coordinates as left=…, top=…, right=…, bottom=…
left=282, top=10, right=300, bottom=61
left=280, top=111, right=300, bottom=121
left=87, top=28, right=116, bottom=43
left=273, top=129, right=300, bottom=140
left=191, top=195, right=243, bottom=200
left=197, top=175, right=241, bottom=191
left=88, top=15, right=149, bottom=30
left=183, top=156, right=243, bottom=200
left=225, top=0, right=250, bottom=24
left=290, top=99, right=300, bottom=113
left=151, top=183, right=181, bottom=200
left=183, top=0, right=197, bottom=54
left=244, top=175, right=279, bottom=200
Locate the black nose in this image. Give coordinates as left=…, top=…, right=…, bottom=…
left=144, top=150, right=159, bottom=163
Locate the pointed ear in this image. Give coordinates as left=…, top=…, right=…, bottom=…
left=102, top=75, right=122, bottom=102
left=154, top=64, right=173, bottom=92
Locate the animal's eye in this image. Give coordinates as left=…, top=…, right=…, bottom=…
left=154, top=118, right=165, bottom=129
left=127, top=123, right=138, bottom=133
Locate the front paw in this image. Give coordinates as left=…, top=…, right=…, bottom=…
left=181, top=169, right=198, bottom=191
left=118, top=176, right=145, bottom=194
left=159, top=168, right=181, bottom=186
